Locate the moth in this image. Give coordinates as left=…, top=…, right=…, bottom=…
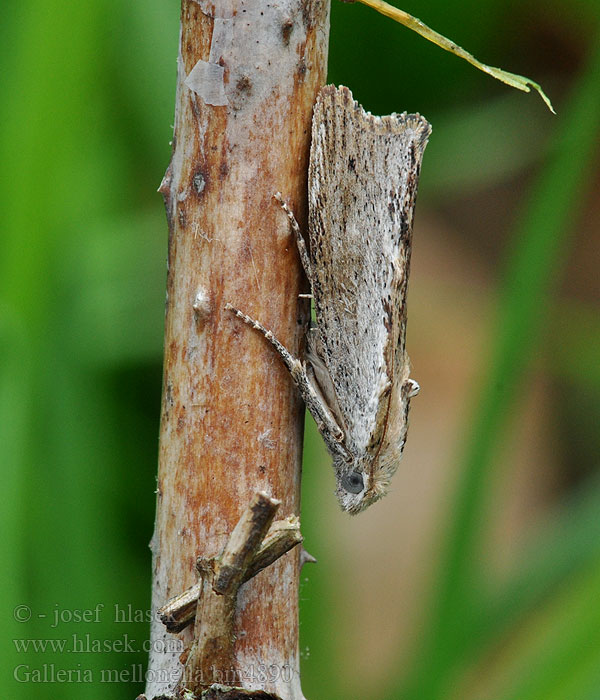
left=228, top=85, right=430, bottom=513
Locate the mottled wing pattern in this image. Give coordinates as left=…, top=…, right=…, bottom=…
left=308, top=85, right=430, bottom=461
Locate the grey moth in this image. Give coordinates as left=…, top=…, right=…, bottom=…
left=228, top=85, right=430, bottom=513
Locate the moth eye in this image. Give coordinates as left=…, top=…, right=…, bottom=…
left=341, top=471, right=364, bottom=494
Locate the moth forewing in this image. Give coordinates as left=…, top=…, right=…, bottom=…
left=308, top=86, right=430, bottom=512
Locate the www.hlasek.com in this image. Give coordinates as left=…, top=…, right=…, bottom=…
left=13, top=633, right=182, bottom=655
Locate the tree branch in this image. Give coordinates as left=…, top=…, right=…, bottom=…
left=144, top=1, right=330, bottom=698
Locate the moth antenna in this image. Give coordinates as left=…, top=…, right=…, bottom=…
left=273, top=192, right=313, bottom=285
left=225, top=302, right=346, bottom=449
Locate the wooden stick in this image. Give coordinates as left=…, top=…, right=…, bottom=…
left=145, top=1, right=329, bottom=697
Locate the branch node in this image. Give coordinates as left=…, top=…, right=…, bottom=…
left=155, top=491, right=304, bottom=696
left=299, top=548, right=317, bottom=568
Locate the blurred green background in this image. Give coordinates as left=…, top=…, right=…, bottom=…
left=2, top=1, right=599, bottom=698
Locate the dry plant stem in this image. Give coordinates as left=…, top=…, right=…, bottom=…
left=146, top=1, right=330, bottom=698
left=158, top=514, right=303, bottom=634
left=159, top=581, right=204, bottom=634
left=246, top=517, right=304, bottom=581
left=180, top=493, right=284, bottom=694
left=213, top=492, right=280, bottom=595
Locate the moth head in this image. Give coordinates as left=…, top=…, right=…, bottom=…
left=331, top=375, right=419, bottom=513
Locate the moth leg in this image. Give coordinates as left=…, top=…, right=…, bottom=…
left=225, top=303, right=345, bottom=449
left=273, top=192, right=314, bottom=287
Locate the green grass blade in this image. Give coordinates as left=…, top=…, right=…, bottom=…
left=417, top=474, right=600, bottom=691
left=493, top=560, right=600, bottom=700
left=0, top=312, right=30, bottom=700
left=354, top=0, right=554, bottom=111
left=399, top=37, right=600, bottom=700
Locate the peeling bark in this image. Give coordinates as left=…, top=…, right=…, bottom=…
left=145, top=1, right=330, bottom=698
